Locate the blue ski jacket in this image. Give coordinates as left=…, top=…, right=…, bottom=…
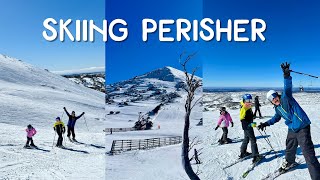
left=266, top=76, right=311, bottom=132
left=64, top=109, right=85, bottom=128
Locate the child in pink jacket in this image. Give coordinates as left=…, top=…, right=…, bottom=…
left=25, top=124, right=37, bottom=148
left=215, top=107, right=234, bottom=144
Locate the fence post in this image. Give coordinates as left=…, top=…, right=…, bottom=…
left=110, top=140, right=116, bottom=155
left=121, top=140, right=124, bottom=151
left=139, top=140, right=141, bottom=150
left=158, top=138, right=160, bottom=147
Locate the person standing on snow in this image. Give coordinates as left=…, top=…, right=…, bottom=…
left=63, top=107, right=85, bottom=141
left=258, top=62, right=320, bottom=179
left=215, top=107, right=234, bottom=144
left=239, top=94, right=261, bottom=163
left=24, top=124, right=37, bottom=148
left=253, top=96, right=262, bottom=118
left=53, top=117, right=66, bottom=147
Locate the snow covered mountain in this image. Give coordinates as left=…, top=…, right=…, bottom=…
left=106, top=66, right=203, bottom=179
left=52, top=67, right=105, bottom=93
left=106, top=66, right=200, bottom=105
left=0, top=54, right=105, bottom=179
left=63, top=73, right=105, bottom=93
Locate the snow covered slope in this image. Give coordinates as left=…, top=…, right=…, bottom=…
left=105, top=66, right=203, bottom=179
left=0, top=54, right=105, bottom=179
left=201, top=91, right=320, bottom=180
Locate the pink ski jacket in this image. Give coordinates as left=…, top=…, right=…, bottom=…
left=26, top=128, right=37, bottom=138
left=217, top=113, right=233, bottom=128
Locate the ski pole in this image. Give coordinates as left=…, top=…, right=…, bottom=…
left=290, top=70, right=319, bottom=79
left=52, top=132, right=57, bottom=149
left=257, top=129, right=277, bottom=157
left=61, top=110, right=66, bottom=146
left=63, top=131, right=66, bottom=146
left=84, top=115, right=89, bottom=131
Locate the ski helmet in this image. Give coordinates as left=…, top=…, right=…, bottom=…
left=267, top=90, right=278, bottom=102
left=56, top=117, right=60, bottom=121
left=242, top=94, right=253, bottom=103
left=27, top=124, right=32, bottom=129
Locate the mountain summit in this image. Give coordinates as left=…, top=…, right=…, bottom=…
left=137, top=66, right=187, bottom=82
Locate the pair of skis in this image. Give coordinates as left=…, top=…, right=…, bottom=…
left=261, top=161, right=302, bottom=180
left=223, top=150, right=301, bottom=179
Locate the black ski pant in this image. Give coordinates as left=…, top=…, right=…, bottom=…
left=221, top=127, right=228, bottom=143
left=285, top=125, right=320, bottom=180
left=67, top=127, right=75, bottom=139
left=254, top=107, right=262, bottom=117
left=240, top=127, right=259, bottom=156
left=26, top=137, right=34, bottom=146
left=56, top=133, right=63, bottom=146
left=195, top=156, right=201, bottom=164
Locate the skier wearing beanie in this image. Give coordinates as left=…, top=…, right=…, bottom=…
left=215, top=107, right=234, bottom=144
left=53, top=117, right=65, bottom=147
left=239, top=94, right=261, bottom=163
left=258, top=62, right=320, bottom=179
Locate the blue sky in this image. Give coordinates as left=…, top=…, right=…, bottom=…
left=0, top=0, right=104, bottom=71
left=106, top=0, right=203, bottom=84
left=203, top=0, right=320, bottom=88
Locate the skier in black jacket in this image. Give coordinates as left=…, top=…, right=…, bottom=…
left=63, top=107, right=85, bottom=141
left=253, top=96, right=262, bottom=118
left=53, top=117, right=65, bottom=147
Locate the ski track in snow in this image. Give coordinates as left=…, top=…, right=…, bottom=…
left=201, top=92, right=320, bottom=180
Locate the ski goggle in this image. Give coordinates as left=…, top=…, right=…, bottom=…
left=244, top=99, right=252, bottom=103
left=267, top=93, right=278, bottom=102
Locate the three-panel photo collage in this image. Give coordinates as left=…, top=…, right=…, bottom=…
left=1, top=0, right=320, bottom=179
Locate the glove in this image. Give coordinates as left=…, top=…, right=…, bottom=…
left=281, top=62, right=291, bottom=78
left=231, top=122, right=234, bottom=127
left=63, top=107, right=66, bottom=110
left=258, top=122, right=268, bottom=131
left=214, top=126, right=219, bottom=130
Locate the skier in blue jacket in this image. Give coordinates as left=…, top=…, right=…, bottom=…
left=258, top=62, right=320, bottom=179
left=64, top=107, right=85, bottom=141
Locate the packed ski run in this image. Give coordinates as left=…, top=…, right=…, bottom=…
left=202, top=90, right=320, bottom=179
left=0, top=54, right=105, bottom=179
left=105, top=66, right=203, bottom=180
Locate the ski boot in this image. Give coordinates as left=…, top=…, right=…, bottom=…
left=278, top=160, right=298, bottom=173
left=24, top=144, right=31, bottom=149
left=68, top=137, right=73, bottom=142
left=72, top=138, right=77, bottom=142
left=252, top=155, right=263, bottom=163
left=239, top=152, right=252, bottom=159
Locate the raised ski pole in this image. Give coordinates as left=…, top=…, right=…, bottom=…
left=290, top=70, right=319, bottom=79
left=61, top=111, right=67, bottom=146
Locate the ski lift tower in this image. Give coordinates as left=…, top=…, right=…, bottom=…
left=299, top=80, right=304, bottom=92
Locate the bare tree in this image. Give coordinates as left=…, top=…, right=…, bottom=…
left=180, top=52, right=202, bottom=180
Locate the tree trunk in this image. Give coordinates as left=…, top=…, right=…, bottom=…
left=182, top=102, right=200, bottom=180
